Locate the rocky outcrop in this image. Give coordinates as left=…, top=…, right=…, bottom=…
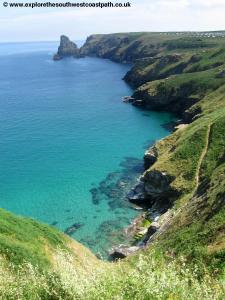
left=53, top=35, right=80, bottom=60
left=127, top=181, right=146, bottom=203
left=127, top=169, right=176, bottom=207
left=144, top=146, right=158, bottom=170
left=143, top=170, right=175, bottom=201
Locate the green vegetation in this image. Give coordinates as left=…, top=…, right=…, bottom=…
left=1, top=250, right=224, bottom=299
left=0, top=209, right=97, bottom=270
left=1, top=32, right=225, bottom=298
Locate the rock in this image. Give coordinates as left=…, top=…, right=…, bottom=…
left=217, top=69, right=225, bottom=78
left=53, top=54, right=61, bottom=61
left=132, top=99, right=145, bottom=107
left=189, top=54, right=201, bottom=63
left=53, top=35, right=80, bottom=60
left=144, top=146, right=158, bottom=169
left=144, top=170, right=175, bottom=199
left=143, top=222, right=160, bottom=243
left=123, top=96, right=135, bottom=103
left=127, top=181, right=145, bottom=203
left=109, top=245, right=140, bottom=260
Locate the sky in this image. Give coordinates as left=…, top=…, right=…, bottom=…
left=0, top=0, right=225, bottom=42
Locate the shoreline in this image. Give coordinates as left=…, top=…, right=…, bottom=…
left=53, top=36, right=181, bottom=260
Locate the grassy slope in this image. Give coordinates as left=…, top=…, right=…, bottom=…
left=0, top=209, right=97, bottom=270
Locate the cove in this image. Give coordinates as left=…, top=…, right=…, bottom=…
left=0, top=42, right=175, bottom=257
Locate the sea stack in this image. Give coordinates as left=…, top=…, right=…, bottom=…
left=53, top=35, right=80, bottom=60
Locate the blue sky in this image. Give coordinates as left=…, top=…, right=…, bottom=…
left=0, top=0, right=225, bottom=42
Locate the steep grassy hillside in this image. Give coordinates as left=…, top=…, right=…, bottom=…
left=0, top=208, right=97, bottom=269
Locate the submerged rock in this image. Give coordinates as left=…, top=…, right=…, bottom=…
left=64, top=222, right=84, bottom=235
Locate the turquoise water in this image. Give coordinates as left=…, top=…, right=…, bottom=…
left=0, top=42, right=175, bottom=256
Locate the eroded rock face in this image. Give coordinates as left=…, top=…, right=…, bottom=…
left=144, top=146, right=158, bottom=170
left=127, top=181, right=145, bottom=203
left=127, top=170, right=175, bottom=206
left=53, top=35, right=79, bottom=60
left=144, top=170, right=175, bottom=199
left=124, top=54, right=184, bottom=87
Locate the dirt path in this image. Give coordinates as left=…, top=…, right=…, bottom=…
left=194, top=124, right=211, bottom=193
left=147, top=124, right=212, bottom=244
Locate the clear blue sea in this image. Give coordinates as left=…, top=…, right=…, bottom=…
left=0, top=41, right=175, bottom=256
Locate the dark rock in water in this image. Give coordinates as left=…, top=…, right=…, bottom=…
left=109, top=245, right=140, bottom=260
left=161, top=121, right=177, bottom=132
left=64, top=222, right=84, bottom=235
left=53, top=35, right=80, bottom=60
left=53, top=54, right=61, bottom=61
left=90, top=157, right=144, bottom=209
left=90, top=187, right=100, bottom=205
left=51, top=221, right=58, bottom=226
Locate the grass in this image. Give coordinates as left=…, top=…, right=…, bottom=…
left=0, top=209, right=97, bottom=270
left=0, top=249, right=225, bottom=300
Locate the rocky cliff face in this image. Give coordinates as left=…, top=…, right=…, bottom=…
left=53, top=35, right=80, bottom=60
left=79, top=33, right=164, bottom=62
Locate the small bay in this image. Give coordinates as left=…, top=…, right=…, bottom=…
left=0, top=42, right=175, bottom=256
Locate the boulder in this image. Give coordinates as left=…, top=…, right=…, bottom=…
left=144, top=170, right=175, bottom=198
left=127, top=181, right=145, bottom=203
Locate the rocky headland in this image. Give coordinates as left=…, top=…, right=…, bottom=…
left=53, top=35, right=80, bottom=60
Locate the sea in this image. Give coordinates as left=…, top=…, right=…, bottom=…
left=0, top=41, right=175, bottom=257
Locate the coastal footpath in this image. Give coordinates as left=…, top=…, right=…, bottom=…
left=0, top=32, right=225, bottom=298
